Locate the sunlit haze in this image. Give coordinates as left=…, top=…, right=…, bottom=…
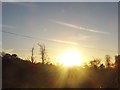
left=2, top=2, right=118, bottom=65
left=59, top=49, right=84, bottom=67
left=2, top=2, right=119, bottom=89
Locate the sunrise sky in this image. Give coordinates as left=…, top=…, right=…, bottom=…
left=2, top=2, right=118, bottom=64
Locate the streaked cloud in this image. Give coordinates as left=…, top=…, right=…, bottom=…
left=2, top=30, right=77, bottom=46
left=48, top=39, right=78, bottom=45
left=78, top=36, right=89, bottom=41
left=50, top=20, right=109, bottom=34
left=2, top=25, right=15, bottom=29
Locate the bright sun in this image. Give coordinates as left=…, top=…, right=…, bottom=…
left=59, top=50, right=84, bottom=67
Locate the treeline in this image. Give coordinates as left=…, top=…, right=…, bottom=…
left=1, top=50, right=120, bottom=88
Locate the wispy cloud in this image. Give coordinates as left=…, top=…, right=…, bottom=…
left=0, top=24, right=15, bottom=30
left=2, top=30, right=77, bottom=46
left=47, top=39, right=78, bottom=45
left=50, top=20, right=109, bottom=34
left=2, top=25, right=15, bottom=29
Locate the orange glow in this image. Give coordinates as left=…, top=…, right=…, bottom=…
left=59, top=49, right=84, bottom=67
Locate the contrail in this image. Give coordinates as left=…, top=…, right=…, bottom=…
left=2, top=30, right=77, bottom=46
left=2, top=31, right=117, bottom=53
left=50, top=20, right=109, bottom=34
left=48, top=39, right=78, bottom=45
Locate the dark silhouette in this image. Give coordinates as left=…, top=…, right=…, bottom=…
left=38, top=43, right=48, bottom=64
left=115, top=55, right=120, bottom=68
left=2, top=52, right=119, bottom=88
left=31, top=47, right=35, bottom=63
left=99, top=64, right=105, bottom=69
left=89, top=58, right=101, bottom=68
left=105, top=55, right=111, bottom=68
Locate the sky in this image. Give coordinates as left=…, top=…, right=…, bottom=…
left=2, top=2, right=118, bottom=64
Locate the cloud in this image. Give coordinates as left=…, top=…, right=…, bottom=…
left=2, top=25, right=15, bottom=29
left=47, top=39, right=78, bottom=45
left=0, top=24, right=15, bottom=30
left=50, top=20, right=109, bottom=34
left=79, top=36, right=89, bottom=40
left=2, top=30, right=77, bottom=46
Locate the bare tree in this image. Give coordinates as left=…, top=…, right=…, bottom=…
left=38, top=43, right=48, bottom=64
left=31, top=47, right=34, bottom=63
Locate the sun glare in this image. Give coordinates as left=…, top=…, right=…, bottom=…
left=59, top=50, right=84, bottom=67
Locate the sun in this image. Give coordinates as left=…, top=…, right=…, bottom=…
left=59, top=50, right=84, bottom=67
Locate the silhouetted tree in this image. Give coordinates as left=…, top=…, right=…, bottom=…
left=2, top=52, right=118, bottom=88
left=105, top=55, right=111, bottom=68
left=3, top=53, right=11, bottom=59
left=90, top=58, right=101, bottom=68
left=31, top=47, right=34, bottom=63
left=115, top=55, right=120, bottom=68
left=11, top=54, right=18, bottom=59
left=99, top=64, right=105, bottom=69
left=38, top=43, right=48, bottom=64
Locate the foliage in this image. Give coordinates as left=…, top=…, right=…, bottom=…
left=2, top=53, right=119, bottom=88
left=105, top=55, right=111, bottom=68
left=89, top=57, right=101, bottom=68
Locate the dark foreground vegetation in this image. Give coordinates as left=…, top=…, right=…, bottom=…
left=2, top=53, right=120, bottom=88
